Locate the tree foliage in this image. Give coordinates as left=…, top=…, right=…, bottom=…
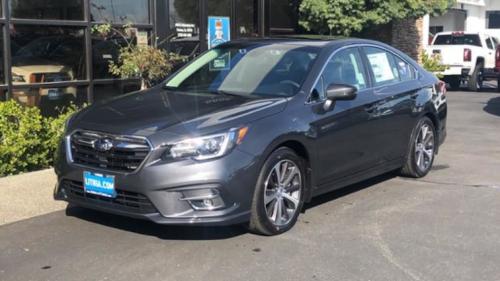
left=109, top=45, right=184, bottom=89
left=299, top=0, right=455, bottom=36
left=92, top=23, right=185, bottom=89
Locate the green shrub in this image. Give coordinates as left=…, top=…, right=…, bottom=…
left=0, top=100, right=80, bottom=177
left=421, top=51, right=448, bottom=79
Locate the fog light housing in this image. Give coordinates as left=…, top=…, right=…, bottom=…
left=203, top=199, right=214, bottom=207
left=179, top=188, right=225, bottom=211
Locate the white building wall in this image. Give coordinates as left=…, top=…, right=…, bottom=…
left=485, top=0, right=500, bottom=38
left=430, top=10, right=466, bottom=31
left=429, top=0, right=500, bottom=40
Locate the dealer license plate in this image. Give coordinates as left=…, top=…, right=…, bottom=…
left=83, top=171, right=116, bottom=198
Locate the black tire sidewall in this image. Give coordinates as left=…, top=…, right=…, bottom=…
left=409, top=118, right=437, bottom=177
left=252, top=147, right=306, bottom=235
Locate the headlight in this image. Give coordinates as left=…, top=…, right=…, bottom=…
left=162, top=127, right=248, bottom=161
left=12, top=73, right=25, bottom=83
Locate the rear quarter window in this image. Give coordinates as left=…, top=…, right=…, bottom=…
left=394, top=57, right=416, bottom=82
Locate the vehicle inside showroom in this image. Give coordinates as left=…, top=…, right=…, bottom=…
left=0, top=0, right=300, bottom=116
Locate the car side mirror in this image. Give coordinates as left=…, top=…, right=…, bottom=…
left=322, top=84, right=357, bottom=111
left=326, top=84, right=357, bottom=101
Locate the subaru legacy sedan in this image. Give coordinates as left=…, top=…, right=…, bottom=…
left=54, top=39, right=447, bottom=235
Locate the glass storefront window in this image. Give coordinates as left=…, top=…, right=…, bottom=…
left=93, top=80, right=140, bottom=102
left=10, top=25, right=86, bottom=85
left=168, top=0, right=200, bottom=57
left=9, top=0, right=84, bottom=21
left=90, top=0, right=149, bottom=24
left=207, top=0, right=230, bottom=17
left=236, top=0, right=258, bottom=38
left=12, top=86, right=86, bottom=116
left=92, top=28, right=149, bottom=79
left=269, top=0, right=299, bottom=35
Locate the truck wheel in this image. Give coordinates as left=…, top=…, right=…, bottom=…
left=497, top=77, right=500, bottom=93
left=447, top=77, right=461, bottom=91
left=468, top=62, right=484, bottom=92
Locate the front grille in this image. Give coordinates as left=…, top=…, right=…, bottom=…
left=69, top=131, right=151, bottom=173
left=62, top=180, right=157, bottom=214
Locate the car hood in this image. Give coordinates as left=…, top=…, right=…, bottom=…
left=72, top=87, right=287, bottom=145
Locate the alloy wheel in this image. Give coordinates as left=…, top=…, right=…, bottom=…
left=263, top=160, right=302, bottom=227
left=415, top=124, right=435, bottom=172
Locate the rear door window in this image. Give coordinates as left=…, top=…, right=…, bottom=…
left=363, top=47, right=400, bottom=86
left=493, top=37, right=499, bottom=47
left=433, top=34, right=482, bottom=47
left=486, top=37, right=494, bottom=50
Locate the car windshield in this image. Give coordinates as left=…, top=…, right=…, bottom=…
left=433, top=34, right=482, bottom=47
left=165, top=43, right=319, bottom=97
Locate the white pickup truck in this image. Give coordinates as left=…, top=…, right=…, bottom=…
left=426, top=31, right=499, bottom=91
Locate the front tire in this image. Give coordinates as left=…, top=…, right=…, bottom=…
left=248, top=147, right=306, bottom=236
left=400, top=117, right=437, bottom=178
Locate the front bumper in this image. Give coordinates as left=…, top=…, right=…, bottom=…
left=54, top=145, right=259, bottom=226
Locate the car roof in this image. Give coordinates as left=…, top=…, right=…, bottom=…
left=224, top=37, right=386, bottom=48
left=435, top=31, right=491, bottom=37
left=218, top=37, right=420, bottom=68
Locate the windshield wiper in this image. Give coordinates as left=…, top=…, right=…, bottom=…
left=211, top=90, right=250, bottom=98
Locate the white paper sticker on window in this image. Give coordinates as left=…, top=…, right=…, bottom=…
left=367, top=52, right=395, bottom=83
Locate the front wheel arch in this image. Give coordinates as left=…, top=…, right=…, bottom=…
left=266, top=140, right=313, bottom=203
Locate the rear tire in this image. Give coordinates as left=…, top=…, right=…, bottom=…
left=400, top=117, right=437, bottom=178
left=248, top=147, right=306, bottom=236
left=468, top=62, right=484, bottom=92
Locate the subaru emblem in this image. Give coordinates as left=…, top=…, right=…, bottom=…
left=94, top=138, right=114, bottom=152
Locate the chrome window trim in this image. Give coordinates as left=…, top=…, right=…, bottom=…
left=305, top=43, right=420, bottom=104
left=65, top=129, right=154, bottom=175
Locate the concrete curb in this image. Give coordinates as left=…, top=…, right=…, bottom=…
left=0, top=169, right=66, bottom=226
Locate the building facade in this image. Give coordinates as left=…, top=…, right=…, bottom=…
left=0, top=0, right=299, bottom=116
left=429, top=0, right=500, bottom=42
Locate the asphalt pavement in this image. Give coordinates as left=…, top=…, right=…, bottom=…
left=1, top=89, right=499, bottom=281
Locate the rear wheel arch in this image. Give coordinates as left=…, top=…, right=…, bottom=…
left=476, top=57, right=485, bottom=66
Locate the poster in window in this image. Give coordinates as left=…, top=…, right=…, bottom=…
left=208, top=17, right=230, bottom=49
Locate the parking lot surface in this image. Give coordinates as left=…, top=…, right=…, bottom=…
left=1, top=89, right=499, bottom=281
